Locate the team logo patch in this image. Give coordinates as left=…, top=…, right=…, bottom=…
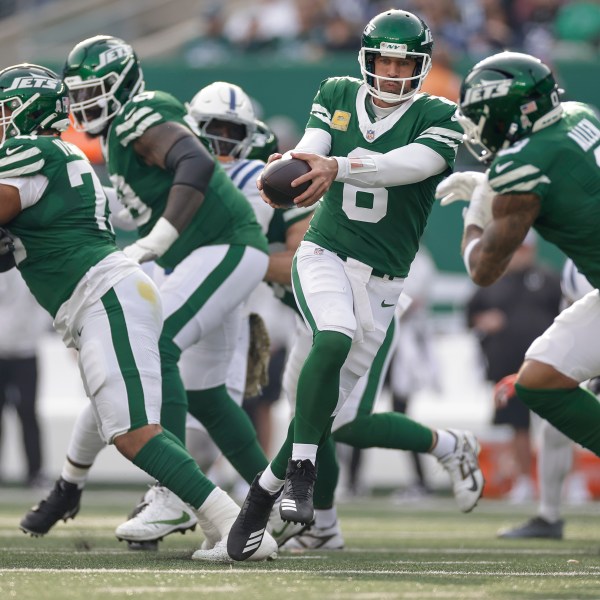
left=366, top=129, right=375, bottom=141
left=314, top=248, right=324, bottom=255
left=331, top=110, right=351, bottom=131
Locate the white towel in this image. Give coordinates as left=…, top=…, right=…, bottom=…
left=343, top=257, right=375, bottom=343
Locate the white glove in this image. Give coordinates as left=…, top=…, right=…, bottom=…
left=436, top=171, right=495, bottom=230
left=123, top=239, right=159, bottom=264
left=122, top=217, right=179, bottom=264
left=463, top=179, right=495, bottom=229
left=435, top=171, right=487, bottom=206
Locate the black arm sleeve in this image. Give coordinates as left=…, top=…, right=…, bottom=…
left=164, top=134, right=215, bottom=195
left=0, top=252, right=15, bottom=273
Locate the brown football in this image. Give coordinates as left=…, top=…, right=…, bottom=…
left=260, top=157, right=312, bottom=207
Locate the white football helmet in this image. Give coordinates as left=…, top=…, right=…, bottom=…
left=187, top=81, right=256, bottom=159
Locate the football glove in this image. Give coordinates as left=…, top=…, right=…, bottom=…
left=0, top=227, right=16, bottom=272
left=244, top=313, right=271, bottom=399
left=493, top=373, right=518, bottom=409
left=123, top=217, right=179, bottom=264
left=436, top=171, right=495, bottom=229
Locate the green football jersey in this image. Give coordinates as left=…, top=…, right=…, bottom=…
left=267, top=206, right=314, bottom=313
left=103, top=90, right=268, bottom=269
left=304, top=77, right=462, bottom=277
left=2, top=135, right=117, bottom=316
left=488, top=102, right=600, bottom=290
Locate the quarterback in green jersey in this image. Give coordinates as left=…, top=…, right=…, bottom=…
left=0, top=63, right=276, bottom=561
left=437, top=51, right=600, bottom=460
left=60, top=35, right=276, bottom=556
left=228, top=9, right=474, bottom=561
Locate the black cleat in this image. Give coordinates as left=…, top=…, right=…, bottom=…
left=127, top=540, right=159, bottom=551
left=20, top=477, right=81, bottom=536
left=279, top=459, right=317, bottom=525
left=227, top=473, right=279, bottom=561
left=497, top=516, right=564, bottom=540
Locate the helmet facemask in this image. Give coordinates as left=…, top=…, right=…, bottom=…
left=66, top=59, right=141, bottom=134
left=199, top=117, right=254, bottom=158
left=359, top=45, right=432, bottom=104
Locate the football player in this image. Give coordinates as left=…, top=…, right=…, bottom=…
left=30, top=36, right=275, bottom=557
left=497, top=259, right=594, bottom=540
left=227, top=9, right=479, bottom=561
left=0, top=63, right=275, bottom=561
left=437, top=52, right=600, bottom=462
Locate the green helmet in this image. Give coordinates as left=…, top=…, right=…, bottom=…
left=358, top=9, right=433, bottom=103
left=247, top=119, right=279, bottom=162
left=0, top=64, right=70, bottom=145
left=63, top=35, right=144, bottom=135
left=458, top=51, right=563, bottom=163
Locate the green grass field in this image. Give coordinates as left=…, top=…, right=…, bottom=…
left=1, top=487, right=598, bottom=599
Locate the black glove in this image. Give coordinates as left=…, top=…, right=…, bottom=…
left=0, top=227, right=16, bottom=272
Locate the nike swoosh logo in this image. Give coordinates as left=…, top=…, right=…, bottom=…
left=123, top=108, right=137, bottom=121
left=381, top=300, right=395, bottom=308
left=5, top=145, right=23, bottom=156
left=146, top=511, right=191, bottom=526
left=495, top=161, right=513, bottom=174
left=460, top=461, right=480, bottom=492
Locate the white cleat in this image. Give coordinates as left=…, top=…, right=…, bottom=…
left=268, top=500, right=309, bottom=547
left=115, top=486, right=197, bottom=542
left=438, top=429, right=485, bottom=513
left=281, top=521, right=344, bottom=550
left=192, top=532, right=278, bottom=562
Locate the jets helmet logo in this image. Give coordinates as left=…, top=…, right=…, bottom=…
left=97, top=45, right=132, bottom=69
left=462, top=79, right=512, bottom=106
left=5, top=76, right=60, bottom=92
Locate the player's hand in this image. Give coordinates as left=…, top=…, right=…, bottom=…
left=257, top=153, right=284, bottom=207
left=435, top=171, right=487, bottom=206
left=493, top=373, right=518, bottom=409
left=123, top=240, right=159, bottom=264
left=463, top=178, right=495, bottom=229
left=288, top=151, right=337, bottom=207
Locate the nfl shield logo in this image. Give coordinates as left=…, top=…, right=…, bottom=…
left=366, top=129, right=375, bottom=141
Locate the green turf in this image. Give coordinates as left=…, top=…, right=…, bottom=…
left=1, top=489, right=598, bottom=599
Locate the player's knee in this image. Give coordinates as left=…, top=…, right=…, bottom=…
left=516, top=359, right=576, bottom=390
left=313, top=330, right=352, bottom=369
left=114, top=423, right=162, bottom=460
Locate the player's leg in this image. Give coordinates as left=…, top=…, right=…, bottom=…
left=20, top=403, right=106, bottom=536
left=333, top=313, right=483, bottom=514
left=498, top=420, right=570, bottom=539
left=80, top=270, right=276, bottom=561
left=516, top=292, right=600, bottom=455
left=175, top=245, right=270, bottom=483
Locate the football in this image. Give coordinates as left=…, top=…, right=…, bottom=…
left=260, top=157, right=312, bottom=207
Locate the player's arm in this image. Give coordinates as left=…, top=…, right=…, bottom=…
left=0, top=184, right=22, bottom=225
left=463, top=192, right=540, bottom=286
left=126, top=122, right=215, bottom=262
left=265, top=213, right=311, bottom=285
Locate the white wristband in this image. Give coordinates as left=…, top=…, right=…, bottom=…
left=143, top=216, right=179, bottom=257
left=462, top=237, right=480, bottom=277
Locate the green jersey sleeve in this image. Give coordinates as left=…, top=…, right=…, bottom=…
left=0, top=136, right=49, bottom=177
left=306, top=77, right=362, bottom=133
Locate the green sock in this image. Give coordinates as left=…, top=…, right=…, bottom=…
left=161, top=427, right=185, bottom=449
left=187, top=386, right=268, bottom=483
left=516, top=383, right=600, bottom=455
left=132, top=432, right=214, bottom=507
left=313, top=436, right=338, bottom=509
left=159, top=336, right=187, bottom=444
left=333, top=413, right=433, bottom=451
left=294, top=330, right=352, bottom=444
